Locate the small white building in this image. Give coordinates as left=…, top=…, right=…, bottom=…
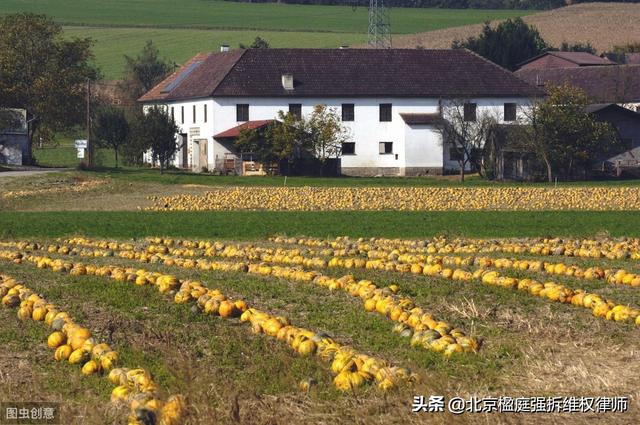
left=139, top=48, right=542, bottom=176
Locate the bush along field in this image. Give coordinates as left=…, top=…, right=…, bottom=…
left=0, top=235, right=639, bottom=424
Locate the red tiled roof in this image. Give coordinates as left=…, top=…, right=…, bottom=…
left=138, top=51, right=242, bottom=102
left=515, top=65, right=640, bottom=103
left=400, top=113, right=441, bottom=125
left=139, top=48, right=544, bottom=102
left=213, top=120, right=274, bottom=139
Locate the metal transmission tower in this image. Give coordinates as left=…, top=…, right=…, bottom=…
left=368, top=0, right=391, bottom=48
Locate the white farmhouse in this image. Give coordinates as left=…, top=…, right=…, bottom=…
left=139, top=48, right=543, bottom=176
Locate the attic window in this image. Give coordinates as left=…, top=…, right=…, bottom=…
left=282, top=74, right=294, bottom=90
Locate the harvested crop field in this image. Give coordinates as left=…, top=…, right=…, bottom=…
left=0, top=234, right=639, bottom=424
left=393, top=3, right=640, bottom=53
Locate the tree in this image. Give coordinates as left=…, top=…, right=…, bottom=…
left=0, top=109, right=22, bottom=132
left=136, top=106, right=179, bottom=173
left=436, top=100, right=498, bottom=182
left=558, top=41, right=597, bottom=54
left=522, top=84, right=621, bottom=182
left=239, top=37, right=270, bottom=49
left=452, top=18, right=550, bottom=70
left=306, top=104, right=350, bottom=174
left=93, top=106, right=129, bottom=168
left=234, top=126, right=279, bottom=173
left=602, top=42, right=640, bottom=64
left=269, top=111, right=310, bottom=175
left=120, top=41, right=174, bottom=104
left=0, top=13, right=98, bottom=164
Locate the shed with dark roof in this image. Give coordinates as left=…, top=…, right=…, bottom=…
left=516, top=51, right=616, bottom=71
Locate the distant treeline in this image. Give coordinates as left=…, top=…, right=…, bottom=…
left=223, top=0, right=640, bottom=10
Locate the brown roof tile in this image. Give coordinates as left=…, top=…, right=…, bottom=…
left=140, top=48, right=544, bottom=102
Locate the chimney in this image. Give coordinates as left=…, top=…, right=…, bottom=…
left=220, top=44, right=230, bottom=53
left=281, top=74, right=294, bottom=90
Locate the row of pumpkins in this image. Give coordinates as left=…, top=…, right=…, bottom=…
left=276, top=235, right=640, bottom=261
left=0, top=274, right=184, bottom=425
left=82, top=235, right=640, bottom=289
left=54, top=237, right=639, bottom=327
left=143, top=186, right=640, bottom=212
left=0, top=249, right=418, bottom=393
left=18, top=238, right=480, bottom=357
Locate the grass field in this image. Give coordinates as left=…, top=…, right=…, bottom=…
left=0, top=1, right=530, bottom=33
left=63, top=27, right=366, bottom=80
left=0, top=0, right=531, bottom=79
left=2, top=211, right=640, bottom=239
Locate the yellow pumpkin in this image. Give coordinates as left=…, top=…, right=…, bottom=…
left=81, top=360, right=100, bottom=375
left=47, top=331, right=67, bottom=349
left=218, top=301, right=237, bottom=318
left=111, top=385, right=130, bottom=402
left=68, top=348, right=90, bottom=365
left=54, top=345, right=73, bottom=361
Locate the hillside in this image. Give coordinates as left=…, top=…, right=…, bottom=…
left=392, top=3, right=640, bottom=52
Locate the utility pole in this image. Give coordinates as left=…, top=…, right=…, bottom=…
left=86, top=78, right=93, bottom=168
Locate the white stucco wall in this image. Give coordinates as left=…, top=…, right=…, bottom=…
left=144, top=96, right=532, bottom=175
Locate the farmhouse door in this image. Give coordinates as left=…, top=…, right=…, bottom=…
left=194, top=139, right=208, bottom=172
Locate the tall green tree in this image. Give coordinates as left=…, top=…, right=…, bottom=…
left=0, top=13, right=98, bottom=164
left=453, top=18, right=549, bottom=70
left=121, top=40, right=174, bottom=102
left=136, top=106, right=179, bottom=173
left=93, top=106, right=129, bottom=168
left=269, top=110, right=310, bottom=174
left=523, top=84, right=621, bottom=182
left=306, top=104, right=350, bottom=175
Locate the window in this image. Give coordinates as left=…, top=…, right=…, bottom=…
left=204, top=104, right=207, bottom=123
left=504, top=103, right=517, bottom=122
left=342, top=103, right=354, bottom=121
left=289, top=103, right=302, bottom=120
left=379, top=142, right=393, bottom=154
left=463, top=102, right=477, bottom=122
left=342, top=142, right=355, bottom=155
left=379, top=103, right=392, bottom=122
left=193, top=105, right=196, bottom=123
left=449, top=147, right=463, bottom=161
left=181, top=106, right=184, bottom=124
left=236, top=104, right=249, bottom=122
left=170, top=107, right=174, bottom=121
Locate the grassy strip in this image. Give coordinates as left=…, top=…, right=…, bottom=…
left=2, top=211, right=640, bottom=239
left=84, top=168, right=640, bottom=187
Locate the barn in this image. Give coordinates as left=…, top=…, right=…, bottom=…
left=139, top=48, right=543, bottom=177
